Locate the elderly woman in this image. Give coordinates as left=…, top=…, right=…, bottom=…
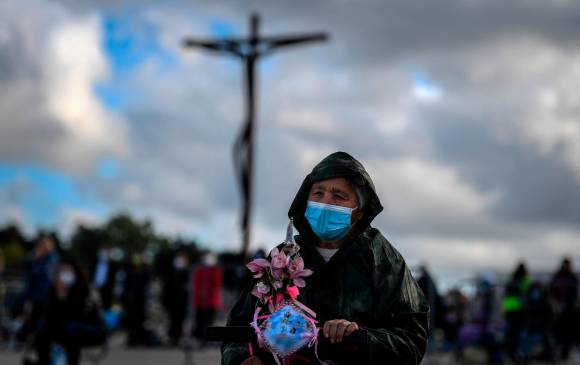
left=222, top=152, right=429, bottom=365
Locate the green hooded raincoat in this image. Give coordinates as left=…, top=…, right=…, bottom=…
left=222, top=152, right=429, bottom=364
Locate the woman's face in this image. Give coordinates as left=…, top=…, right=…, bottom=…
left=308, top=177, right=363, bottom=223
left=308, top=177, right=358, bottom=208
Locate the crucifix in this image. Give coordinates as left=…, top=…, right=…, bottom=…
left=183, top=13, right=328, bottom=260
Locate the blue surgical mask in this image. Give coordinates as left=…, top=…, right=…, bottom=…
left=59, top=271, right=76, bottom=287
left=304, top=200, right=357, bottom=241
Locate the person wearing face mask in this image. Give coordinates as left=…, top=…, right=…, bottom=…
left=222, top=152, right=429, bottom=365
left=161, top=251, right=191, bottom=346
left=192, top=253, right=223, bottom=345
left=32, top=257, right=105, bottom=365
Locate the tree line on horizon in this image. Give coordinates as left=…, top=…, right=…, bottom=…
left=0, top=212, right=241, bottom=277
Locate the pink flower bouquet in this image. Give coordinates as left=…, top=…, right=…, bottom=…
left=246, top=225, right=313, bottom=310
left=246, top=220, right=321, bottom=362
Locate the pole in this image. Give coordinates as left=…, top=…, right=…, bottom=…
left=242, top=14, right=258, bottom=260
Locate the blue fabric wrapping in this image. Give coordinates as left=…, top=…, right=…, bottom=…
left=260, top=303, right=316, bottom=358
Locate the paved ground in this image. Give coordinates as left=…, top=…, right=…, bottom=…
left=1, top=344, right=215, bottom=365
left=1, top=341, right=579, bottom=365
left=0, top=342, right=220, bottom=365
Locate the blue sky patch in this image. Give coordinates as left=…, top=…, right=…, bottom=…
left=412, top=71, right=442, bottom=100
left=94, top=83, right=125, bottom=112
left=0, top=164, right=107, bottom=229
left=101, top=12, right=176, bottom=75
left=210, top=19, right=237, bottom=39
left=96, top=9, right=178, bottom=112
left=97, top=158, right=122, bottom=180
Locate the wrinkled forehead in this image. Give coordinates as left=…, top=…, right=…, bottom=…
left=309, top=177, right=357, bottom=195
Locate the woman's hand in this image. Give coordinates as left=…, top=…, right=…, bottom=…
left=323, top=319, right=359, bottom=344
left=241, top=355, right=265, bottom=365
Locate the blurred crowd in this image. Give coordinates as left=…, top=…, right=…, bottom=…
left=418, top=258, right=580, bottom=364
left=1, top=234, right=579, bottom=365
left=0, top=235, right=248, bottom=365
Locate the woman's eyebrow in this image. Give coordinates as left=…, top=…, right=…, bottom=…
left=330, top=186, right=350, bottom=196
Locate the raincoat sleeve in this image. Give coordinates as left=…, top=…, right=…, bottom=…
left=360, top=257, right=429, bottom=365
left=221, top=282, right=271, bottom=365
left=221, top=282, right=253, bottom=364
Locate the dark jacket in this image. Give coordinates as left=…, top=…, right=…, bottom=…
left=37, top=262, right=106, bottom=348
left=24, top=251, right=59, bottom=303
left=222, top=152, right=429, bottom=365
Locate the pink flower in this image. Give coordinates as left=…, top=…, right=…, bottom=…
left=251, top=281, right=271, bottom=300
left=287, top=257, right=304, bottom=275
left=257, top=282, right=270, bottom=294
left=271, top=268, right=284, bottom=280
left=250, top=286, right=262, bottom=299
left=287, top=286, right=300, bottom=300
left=293, top=277, right=307, bottom=287
left=246, top=258, right=270, bottom=278
left=270, top=248, right=289, bottom=270
left=287, top=257, right=313, bottom=287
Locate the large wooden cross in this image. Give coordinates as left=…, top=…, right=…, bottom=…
left=183, top=14, right=328, bottom=259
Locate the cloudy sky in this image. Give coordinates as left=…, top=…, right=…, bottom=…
left=2, top=0, right=580, bottom=285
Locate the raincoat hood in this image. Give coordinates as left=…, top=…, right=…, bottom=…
left=288, top=151, right=384, bottom=242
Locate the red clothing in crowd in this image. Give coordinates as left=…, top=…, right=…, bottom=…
left=192, top=265, right=223, bottom=309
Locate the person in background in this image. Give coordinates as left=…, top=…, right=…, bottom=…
left=23, top=236, right=59, bottom=307
left=192, top=252, right=223, bottom=344
left=549, top=257, right=578, bottom=362
left=161, top=250, right=190, bottom=346
left=442, top=288, right=467, bottom=356
left=521, top=281, right=554, bottom=362
left=18, top=236, right=59, bottom=343
left=417, top=264, right=442, bottom=340
left=122, top=254, right=152, bottom=346
left=502, top=262, right=530, bottom=363
left=34, top=257, right=105, bottom=365
left=91, top=244, right=118, bottom=311
left=469, top=276, right=503, bottom=365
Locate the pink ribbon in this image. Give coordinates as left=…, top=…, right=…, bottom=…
left=250, top=307, right=266, bottom=348
left=293, top=299, right=317, bottom=318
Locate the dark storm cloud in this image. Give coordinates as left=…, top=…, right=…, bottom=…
left=105, top=0, right=580, bottom=243
left=2, top=0, right=580, bottom=275
left=0, top=2, right=65, bottom=164
left=418, top=106, right=580, bottom=227
left=183, top=1, right=580, bottom=63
